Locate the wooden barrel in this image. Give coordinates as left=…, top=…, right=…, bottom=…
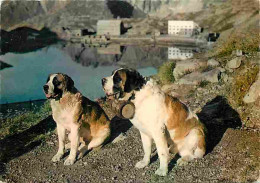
left=110, top=100, right=135, bottom=119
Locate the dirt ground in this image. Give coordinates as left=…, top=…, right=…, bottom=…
left=0, top=98, right=259, bottom=183
left=0, top=81, right=259, bottom=183
left=1, top=119, right=259, bottom=183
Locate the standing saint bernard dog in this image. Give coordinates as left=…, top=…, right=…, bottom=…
left=102, top=68, right=207, bottom=176
left=43, top=73, right=110, bottom=165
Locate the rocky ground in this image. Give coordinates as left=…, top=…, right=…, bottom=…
left=2, top=121, right=259, bottom=183
left=1, top=54, right=259, bottom=182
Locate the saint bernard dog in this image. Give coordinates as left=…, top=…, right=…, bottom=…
left=102, top=68, right=206, bottom=176
left=43, top=73, right=110, bottom=165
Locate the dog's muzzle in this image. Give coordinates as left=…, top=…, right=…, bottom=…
left=106, top=92, right=121, bottom=100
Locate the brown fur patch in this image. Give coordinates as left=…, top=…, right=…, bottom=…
left=55, top=73, right=74, bottom=91
left=54, top=90, right=110, bottom=143
left=165, top=95, right=206, bottom=142
left=117, top=70, right=127, bottom=91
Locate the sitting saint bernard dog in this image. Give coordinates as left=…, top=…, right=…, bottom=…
left=102, top=68, right=206, bottom=176
left=43, top=73, right=110, bottom=165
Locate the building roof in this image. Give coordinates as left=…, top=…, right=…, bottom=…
left=97, top=20, right=122, bottom=26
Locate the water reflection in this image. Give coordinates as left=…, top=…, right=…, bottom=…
left=0, top=45, right=157, bottom=104
left=60, top=43, right=168, bottom=68
left=0, top=27, right=58, bottom=55
left=1, top=42, right=200, bottom=104
left=168, top=47, right=197, bottom=60
left=97, top=44, right=122, bottom=55
left=0, top=60, right=12, bottom=70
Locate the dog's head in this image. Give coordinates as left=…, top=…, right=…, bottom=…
left=102, top=68, right=145, bottom=99
left=43, top=73, right=74, bottom=99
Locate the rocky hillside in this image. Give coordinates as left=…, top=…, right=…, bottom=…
left=1, top=0, right=258, bottom=38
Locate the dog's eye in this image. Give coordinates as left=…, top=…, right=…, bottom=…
left=113, top=75, right=121, bottom=83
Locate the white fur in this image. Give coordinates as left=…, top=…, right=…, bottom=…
left=130, top=79, right=170, bottom=176
left=186, top=109, right=199, bottom=121
left=51, top=98, right=80, bottom=165
left=46, top=74, right=57, bottom=95
left=104, top=76, right=114, bottom=95
left=103, top=68, right=124, bottom=95
left=168, top=129, right=176, bottom=139
left=177, top=129, right=203, bottom=159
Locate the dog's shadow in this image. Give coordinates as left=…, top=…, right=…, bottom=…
left=0, top=116, right=56, bottom=175
left=197, top=96, right=242, bottom=153
left=106, top=116, right=133, bottom=144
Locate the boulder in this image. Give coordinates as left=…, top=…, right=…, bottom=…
left=227, top=57, right=242, bottom=69
left=243, top=73, right=260, bottom=103
left=177, top=67, right=222, bottom=85
left=173, top=59, right=207, bottom=80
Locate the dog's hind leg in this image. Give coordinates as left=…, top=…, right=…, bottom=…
left=177, top=129, right=206, bottom=166
left=77, top=139, right=90, bottom=159
left=87, top=128, right=110, bottom=150
left=77, top=145, right=89, bottom=159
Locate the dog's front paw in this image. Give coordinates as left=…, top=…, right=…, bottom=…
left=176, top=158, right=188, bottom=166
left=64, top=158, right=76, bottom=165
left=155, top=168, right=168, bottom=176
left=52, top=153, right=63, bottom=162
left=135, top=160, right=149, bottom=169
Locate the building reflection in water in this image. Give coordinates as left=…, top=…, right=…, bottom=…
left=97, top=44, right=122, bottom=55
left=168, top=47, right=195, bottom=60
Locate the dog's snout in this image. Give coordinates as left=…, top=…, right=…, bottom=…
left=43, top=85, right=49, bottom=93
left=102, top=78, right=107, bottom=86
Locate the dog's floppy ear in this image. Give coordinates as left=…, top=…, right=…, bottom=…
left=63, top=74, right=74, bottom=90
left=124, top=69, right=144, bottom=93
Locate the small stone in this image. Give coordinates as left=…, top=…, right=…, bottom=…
left=232, top=49, right=243, bottom=56
left=243, top=73, right=260, bottom=103
left=222, top=74, right=228, bottom=82
left=207, top=59, right=220, bottom=67
left=217, top=67, right=225, bottom=72
left=227, top=57, right=242, bottom=69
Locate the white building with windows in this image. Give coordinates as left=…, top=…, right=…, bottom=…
left=168, top=47, right=194, bottom=60
left=168, top=21, right=200, bottom=37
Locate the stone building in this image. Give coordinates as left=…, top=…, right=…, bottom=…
left=168, top=21, right=200, bottom=37
left=97, top=20, right=122, bottom=36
